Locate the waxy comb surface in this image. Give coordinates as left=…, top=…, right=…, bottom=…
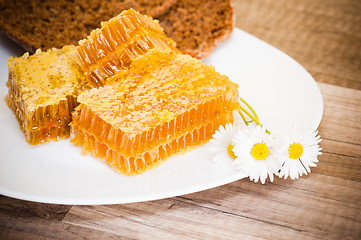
left=6, top=46, right=94, bottom=145
left=72, top=9, right=176, bottom=86
left=71, top=49, right=239, bottom=175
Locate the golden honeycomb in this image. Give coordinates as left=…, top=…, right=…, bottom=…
left=71, top=49, right=239, bottom=175
left=6, top=45, right=94, bottom=145
left=72, top=8, right=176, bottom=86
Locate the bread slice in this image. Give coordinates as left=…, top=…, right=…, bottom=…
left=0, top=0, right=177, bottom=53
left=157, top=0, right=234, bottom=58
left=71, top=48, right=239, bottom=175
left=6, top=46, right=94, bottom=145
left=72, top=9, right=176, bottom=86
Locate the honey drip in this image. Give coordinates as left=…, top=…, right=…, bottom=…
left=7, top=85, right=76, bottom=144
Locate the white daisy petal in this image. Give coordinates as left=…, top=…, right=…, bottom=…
left=277, top=125, right=322, bottom=180
left=269, top=170, right=274, bottom=182
left=232, top=125, right=282, bottom=184
left=296, top=159, right=308, bottom=175
left=209, top=123, right=240, bottom=169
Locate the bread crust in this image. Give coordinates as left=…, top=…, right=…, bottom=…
left=0, top=25, right=37, bottom=53
left=157, top=0, right=234, bottom=58
left=0, top=0, right=177, bottom=53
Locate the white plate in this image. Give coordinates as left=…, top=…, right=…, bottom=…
left=0, top=28, right=323, bottom=205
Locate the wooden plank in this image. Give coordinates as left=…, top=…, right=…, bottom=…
left=316, top=151, right=361, bottom=181
left=64, top=199, right=308, bottom=239
left=0, top=196, right=71, bottom=221
left=233, top=0, right=361, bottom=90
left=317, top=83, right=361, bottom=145
left=0, top=213, right=125, bottom=240
left=64, top=173, right=361, bottom=239
left=315, top=83, right=361, bottom=181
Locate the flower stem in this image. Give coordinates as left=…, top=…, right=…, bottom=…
left=237, top=106, right=260, bottom=125
left=238, top=98, right=271, bottom=134
left=240, top=97, right=259, bottom=121
left=238, top=106, right=249, bottom=126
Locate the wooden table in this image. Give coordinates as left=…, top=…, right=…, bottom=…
left=1, top=0, right=360, bottom=239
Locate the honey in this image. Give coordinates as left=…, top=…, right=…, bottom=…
left=6, top=45, right=94, bottom=145
left=72, top=9, right=176, bottom=86
left=71, top=111, right=233, bottom=175
left=71, top=49, right=239, bottom=175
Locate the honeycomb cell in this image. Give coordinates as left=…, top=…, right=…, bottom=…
left=73, top=9, right=176, bottom=86
left=71, top=110, right=233, bottom=176
left=6, top=46, right=94, bottom=145
left=71, top=48, right=239, bottom=175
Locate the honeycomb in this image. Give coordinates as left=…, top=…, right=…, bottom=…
left=6, top=45, right=94, bottom=145
left=72, top=8, right=176, bottom=86
left=71, top=111, right=233, bottom=175
left=71, top=49, right=239, bottom=175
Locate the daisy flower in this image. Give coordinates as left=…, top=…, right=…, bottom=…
left=277, top=125, right=322, bottom=180
left=232, top=125, right=282, bottom=184
left=209, top=123, right=239, bottom=169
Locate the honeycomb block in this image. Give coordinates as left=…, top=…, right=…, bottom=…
left=71, top=49, right=239, bottom=175
left=6, top=46, right=94, bottom=145
left=72, top=8, right=176, bottom=86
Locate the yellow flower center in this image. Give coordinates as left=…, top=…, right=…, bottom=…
left=288, top=143, right=303, bottom=159
left=227, top=143, right=237, bottom=159
left=251, top=143, right=269, bottom=160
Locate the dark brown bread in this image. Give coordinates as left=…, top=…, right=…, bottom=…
left=0, top=0, right=177, bottom=53
left=157, top=0, right=234, bottom=59
left=0, top=0, right=233, bottom=58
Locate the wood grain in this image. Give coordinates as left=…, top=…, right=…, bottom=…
left=63, top=174, right=361, bottom=239
left=0, top=196, right=71, bottom=221
left=315, top=83, right=361, bottom=181
left=0, top=213, right=123, bottom=240
left=1, top=0, right=361, bottom=239
left=233, top=0, right=361, bottom=90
